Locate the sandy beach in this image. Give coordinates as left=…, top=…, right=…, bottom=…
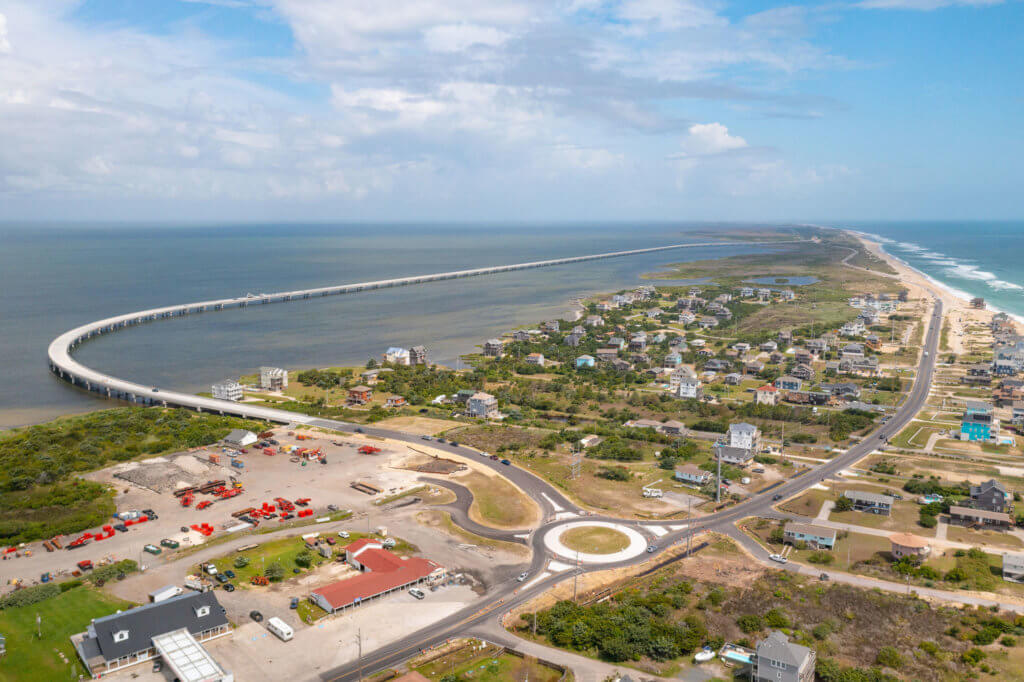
left=848, top=231, right=1018, bottom=354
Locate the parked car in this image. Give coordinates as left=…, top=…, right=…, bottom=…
left=215, top=573, right=228, bottom=584
left=160, top=538, right=179, bottom=549
left=450, top=441, right=459, bottom=447
left=223, top=583, right=235, bottom=592
left=500, top=459, right=511, bottom=466
left=338, top=531, right=350, bottom=539
left=409, top=588, right=425, bottom=600
left=819, top=573, right=830, bottom=581
left=290, top=597, right=300, bottom=609
left=224, top=570, right=235, bottom=579
left=153, top=660, right=163, bottom=673
left=143, top=544, right=162, bottom=555
left=250, top=610, right=263, bottom=622
left=517, top=572, right=529, bottom=582
left=421, top=435, right=431, bottom=441
left=769, top=554, right=788, bottom=564
left=326, top=537, right=337, bottom=545
left=646, top=545, right=657, bottom=553
left=114, top=524, right=128, bottom=533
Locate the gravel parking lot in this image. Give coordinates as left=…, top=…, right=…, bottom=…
left=102, top=584, right=480, bottom=682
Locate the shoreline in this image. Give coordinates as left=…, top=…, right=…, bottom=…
left=845, top=230, right=1021, bottom=346
left=845, top=228, right=1024, bottom=327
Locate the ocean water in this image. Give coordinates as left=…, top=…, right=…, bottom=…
left=847, top=221, right=1024, bottom=321
left=0, top=222, right=787, bottom=429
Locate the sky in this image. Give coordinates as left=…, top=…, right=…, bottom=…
left=0, top=0, right=1020, bottom=222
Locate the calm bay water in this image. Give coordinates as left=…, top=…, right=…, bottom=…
left=0, top=223, right=786, bottom=429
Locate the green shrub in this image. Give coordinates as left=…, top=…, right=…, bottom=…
left=834, top=496, right=854, bottom=512
left=875, top=646, right=902, bottom=669
left=59, top=579, right=83, bottom=593
left=808, top=551, right=834, bottom=565
left=0, top=582, right=60, bottom=609
left=265, top=562, right=285, bottom=581
left=85, top=559, right=138, bottom=585
left=295, top=551, right=313, bottom=568
left=1000, top=635, right=1017, bottom=647
left=737, top=614, right=763, bottom=634
left=917, top=641, right=938, bottom=656
left=961, top=648, right=986, bottom=665
left=765, top=608, right=790, bottom=629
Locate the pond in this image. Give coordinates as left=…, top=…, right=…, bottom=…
left=744, top=275, right=819, bottom=286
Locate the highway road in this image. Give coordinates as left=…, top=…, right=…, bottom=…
left=316, top=296, right=945, bottom=681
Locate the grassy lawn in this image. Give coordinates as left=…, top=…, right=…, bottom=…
left=461, top=471, right=541, bottom=529
left=414, top=642, right=561, bottom=682
left=890, top=421, right=942, bottom=449
left=829, top=501, right=936, bottom=537
left=209, top=536, right=335, bottom=585
left=560, top=526, right=630, bottom=554
left=945, top=525, right=1024, bottom=550
left=0, top=586, right=135, bottom=680
left=206, top=531, right=416, bottom=587
left=416, top=509, right=529, bottom=556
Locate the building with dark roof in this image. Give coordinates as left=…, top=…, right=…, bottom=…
left=71, top=591, right=231, bottom=679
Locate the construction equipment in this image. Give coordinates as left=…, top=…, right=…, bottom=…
left=196, top=500, right=213, bottom=510
left=350, top=481, right=381, bottom=495
left=173, top=486, right=198, bottom=498
left=251, top=575, right=269, bottom=586
left=294, top=498, right=311, bottom=507
left=357, top=445, right=382, bottom=455
left=180, top=492, right=195, bottom=507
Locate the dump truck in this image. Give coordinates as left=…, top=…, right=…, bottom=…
left=231, top=460, right=245, bottom=470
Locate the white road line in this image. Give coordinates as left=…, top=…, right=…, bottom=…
left=521, top=572, right=552, bottom=590
left=547, top=560, right=574, bottom=572
left=645, top=526, right=669, bottom=537
left=541, top=493, right=565, bottom=512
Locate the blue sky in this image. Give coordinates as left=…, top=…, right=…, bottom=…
left=0, top=0, right=1020, bottom=221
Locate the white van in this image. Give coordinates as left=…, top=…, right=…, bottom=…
left=267, top=617, right=294, bottom=642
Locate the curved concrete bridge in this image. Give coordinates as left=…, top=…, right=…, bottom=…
left=48, top=239, right=791, bottom=420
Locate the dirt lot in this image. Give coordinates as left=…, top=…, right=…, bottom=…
left=0, top=427, right=487, bottom=591
left=374, top=416, right=464, bottom=436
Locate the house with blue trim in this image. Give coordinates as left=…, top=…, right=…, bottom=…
left=783, top=522, right=836, bottom=550
left=961, top=401, right=995, bottom=441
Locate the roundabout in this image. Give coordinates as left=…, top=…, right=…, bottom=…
left=543, top=520, right=648, bottom=564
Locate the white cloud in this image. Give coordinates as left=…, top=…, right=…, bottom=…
left=423, top=24, right=510, bottom=52
left=679, top=123, right=747, bottom=155
left=0, top=0, right=857, bottom=218
left=0, top=13, right=11, bottom=53
left=616, top=0, right=726, bottom=31
left=858, top=0, right=1002, bottom=9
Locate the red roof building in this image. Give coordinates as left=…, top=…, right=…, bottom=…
left=310, top=541, right=444, bottom=614
left=755, top=384, right=779, bottom=406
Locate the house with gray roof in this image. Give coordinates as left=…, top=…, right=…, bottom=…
left=754, top=631, right=816, bottom=682
left=71, top=592, right=231, bottom=679
left=844, top=490, right=895, bottom=515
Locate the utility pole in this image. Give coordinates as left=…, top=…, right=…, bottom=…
left=715, top=444, right=722, bottom=504
left=573, top=550, right=580, bottom=602
left=356, top=629, right=363, bottom=682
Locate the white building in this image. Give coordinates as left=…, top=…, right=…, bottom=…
left=526, top=353, right=545, bottom=367
left=467, top=392, right=499, bottom=419
left=728, top=422, right=761, bottom=451
left=384, top=347, right=411, bottom=365
left=211, top=380, right=242, bottom=402
left=675, top=377, right=702, bottom=399
left=258, top=367, right=288, bottom=391
left=1003, top=552, right=1024, bottom=582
